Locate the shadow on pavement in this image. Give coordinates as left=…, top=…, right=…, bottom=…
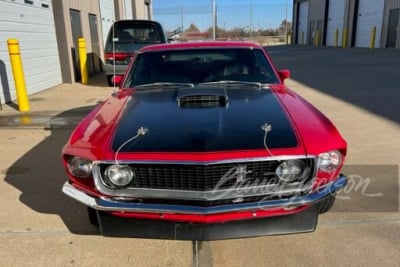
left=268, top=45, right=400, bottom=124
left=88, top=72, right=110, bottom=88
left=4, top=105, right=100, bottom=235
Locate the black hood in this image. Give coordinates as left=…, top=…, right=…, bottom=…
left=112, top=85, right=298, bottom=152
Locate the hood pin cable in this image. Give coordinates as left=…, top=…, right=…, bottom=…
left=114, top=126, right=149, bottom=165
left=261, top=123, right=273, bottom=157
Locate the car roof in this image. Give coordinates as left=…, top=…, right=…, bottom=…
left=138, top=41, right=264, bottom=52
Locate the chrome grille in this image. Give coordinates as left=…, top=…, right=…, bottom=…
left=98, top=159, right=315, bottom=191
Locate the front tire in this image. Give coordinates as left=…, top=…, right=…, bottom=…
left=318, top=194, right=336, bottom=214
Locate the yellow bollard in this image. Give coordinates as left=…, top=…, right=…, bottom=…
left=314, top=31, right=319, bottom=46
left=78, top=38, right=88, bottom=84
left=369, top=26, right=376, bottom=49
left=7, top=39, right=30, bottom=112
left=342, top=28, right=348, bottom=48
left=334, top=29, right=339, bottom=47
left=20, top=114, right=32, bottom=125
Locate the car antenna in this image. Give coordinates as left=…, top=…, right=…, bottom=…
left=112, top=21, right=117, bottom=94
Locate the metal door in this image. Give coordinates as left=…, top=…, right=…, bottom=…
left=386, top=8, right=399, bottom=48
left=308, top=20, right=315, bottom=45
left=89, top=13, right=102, bottom=73
left=70, top=9, right=83, bottom=82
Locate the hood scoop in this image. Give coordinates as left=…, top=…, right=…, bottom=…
left=177, top=87, right=228, bottom=108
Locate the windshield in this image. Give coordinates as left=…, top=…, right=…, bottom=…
left=123, top=48, right=280, bottom=88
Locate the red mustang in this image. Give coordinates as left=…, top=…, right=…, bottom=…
left=62, top=41, right=347, bottom=240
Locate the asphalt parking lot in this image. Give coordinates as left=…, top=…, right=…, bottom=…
left=0, top=45, right=399, bottom=266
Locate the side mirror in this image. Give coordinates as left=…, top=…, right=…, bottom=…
left=278, top=69, right=290, bottom=82
left=111, top=75, right=123, bottom=87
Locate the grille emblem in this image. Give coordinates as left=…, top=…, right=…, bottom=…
left=235, top=164, right=252, bottom=183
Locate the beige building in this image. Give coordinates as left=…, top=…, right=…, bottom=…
left=292, top=0, right=400, bottom=49
left=0, top=0, right=152, bottom=104
left=53, top=0, right=153, bottom=83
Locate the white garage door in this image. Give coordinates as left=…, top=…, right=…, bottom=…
left=326, top=0, right=345, bottom=46
left=297, top=1, right=309, bottom=45
left=99, top=0, right=115, bottom=46
left=355, top=0, right=385, bottom=48
left=125, top=0, right=133, bottom=19
left=0, top=0, right=61, bottom=103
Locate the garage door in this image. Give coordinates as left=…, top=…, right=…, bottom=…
left=297, top=1, right=309, bottom=45
left=355, top=0, right=385, bottom=48
left=125, top=0, right=133, bottom=19
left=326, top=0, right=345, bottom=46
left=0, top=0, right=61, bottom=103
left=99, top=0, right=115, bottom=46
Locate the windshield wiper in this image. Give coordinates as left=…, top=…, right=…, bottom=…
left=199, top=80, right=264, bottom=89
left=134, top=82, right=194, bottom=90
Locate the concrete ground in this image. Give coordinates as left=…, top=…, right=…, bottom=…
left=0, top=46, right=399, bottom=266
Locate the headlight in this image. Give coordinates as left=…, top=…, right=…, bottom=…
left=105, top=165, right=135, bottom=187
left=275, top=160, right=304, bottom=182
left=67, top=156, right=92, bottom=178
left=318, top=150, right=342, bottom=172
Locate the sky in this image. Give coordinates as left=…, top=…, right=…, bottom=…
left=152, top=0, right=293, bottom=32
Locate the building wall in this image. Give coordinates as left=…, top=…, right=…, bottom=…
left=133, top=0, right=152, bottom=19
left=0, top=0, right=61, bottom=104
left=293, top=0, right=397, bottom=49
left=53, top=0, right=103, bottom=83
left=0, top=0, right=153, bottom=104
left=57, top=0, right=152, bottom=83
left=381, top=0, right=400, bottom=48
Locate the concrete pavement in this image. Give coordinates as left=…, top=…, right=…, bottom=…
left=1, top=46, right=399, bottom=266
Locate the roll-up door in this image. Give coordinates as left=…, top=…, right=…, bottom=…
left=125, top=0, right=133, bottom=19
left=99, top=0, right=115, bottom=46
left=355, top=0, right=385, bottom=48
left=0, top=0, right=61, bottom=103
left=326, top=0, right=345, bottom=46
left=297, top=1, right=309, bottom=45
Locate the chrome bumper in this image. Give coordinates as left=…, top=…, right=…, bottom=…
left=62, top=174, right=347, bottom=215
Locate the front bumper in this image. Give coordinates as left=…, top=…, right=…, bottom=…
left=63, top=174, right=347, bottom=215
left=62, top=174, right=347, bottom=240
